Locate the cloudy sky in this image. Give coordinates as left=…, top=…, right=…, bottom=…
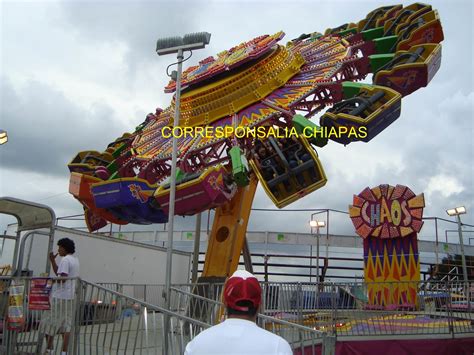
left=1, top=0, right=473, bottom=241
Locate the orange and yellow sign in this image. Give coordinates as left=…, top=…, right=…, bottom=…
left=349, top=184, right=425, bottom=308
left=349, top=184, right=425, bottom=239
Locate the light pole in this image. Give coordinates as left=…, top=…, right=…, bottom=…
left=156, top=32, right=211, bottom=355
left=310, top=219, right=326, bottom=283
left=446, top=206, right=469, bottom=284
left=0, top=130, right=8, bottom=145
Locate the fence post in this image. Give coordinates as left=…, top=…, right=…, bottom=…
left=331, top=283, right=337, bottom=337
left=322, top=333, right=336, bottom=355
left=72, top=278, right=82, bottom=355
left=261, top=282, right=266, bottom=314
left=467, top=280, right=471, bottom=313
left=297, top=283, right=303, bottom=324
left=209, top=283, right=214, bottom=303
left=446, top=280, right=454, bottom=338
left=471, top=280, right=473, bottom=311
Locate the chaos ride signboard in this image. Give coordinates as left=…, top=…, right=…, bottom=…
left=349, top=184, right=425, bottom=308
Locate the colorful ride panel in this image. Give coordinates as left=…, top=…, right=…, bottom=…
left=350, top=184, right=425, bottom=309
left=68, top=3, right=444, bottom=232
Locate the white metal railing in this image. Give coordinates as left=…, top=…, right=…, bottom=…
left=169, top=286, right=328, bottom=354
left=0, top=277, right=210, bottom=354
left=439, top=266, right=460, bottom=282
left=100, top=280, right=474, bottom=338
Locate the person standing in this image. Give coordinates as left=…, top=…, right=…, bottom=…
left=41, top=238, right=80, bottom=355
left=184, top=270, right=292, bottom=355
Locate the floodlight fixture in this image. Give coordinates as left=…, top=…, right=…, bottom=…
left=184, top=32, right=211, bottom=46
left=446, top=205, right=469, bottom=290
left=446, top=206, right=466, bottom=216
left=156, top=32, right=211, bottom=55
left=310, top=220, right=326, bottom=228
left=446, top=208, right=456, bottom=216
left=159, top=31, right=211, bottom=355
left=0, top=130, right=8, bottom=145
left=310, top=219, right=326, bottom=283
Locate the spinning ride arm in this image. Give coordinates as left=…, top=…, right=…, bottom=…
left=199, top=175, right=258, bottom=283
left=67, top=2, right=444, bottom=280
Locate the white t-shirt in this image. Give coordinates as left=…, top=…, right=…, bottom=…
left=184, top=318, right=293, bottom=355
left=52, top=254, right=80, bottom=300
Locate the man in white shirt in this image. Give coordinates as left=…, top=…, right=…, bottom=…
left=184, top=270, right=292, bottom=355
left=41, top=238, right=80, bottom=355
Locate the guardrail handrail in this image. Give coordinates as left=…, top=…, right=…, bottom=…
left=1, top=276, right=212, bottom=354
left=82, top=280, right=210, bottom=327
left=91, top=279, right=474, bottom=348
left=170, top=286, right=326, bottom=334
left=439, top=266, right=460, bottom=282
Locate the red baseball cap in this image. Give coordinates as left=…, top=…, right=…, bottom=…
left=224, top=270, right=262, bottom=311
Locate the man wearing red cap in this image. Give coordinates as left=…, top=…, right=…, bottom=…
left=185, top=270, right=292, bottom=354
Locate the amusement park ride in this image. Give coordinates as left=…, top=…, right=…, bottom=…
left=68, top=3, right=444, bottom=284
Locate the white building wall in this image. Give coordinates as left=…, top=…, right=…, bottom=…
left=2, top=225, right=191, bottom=285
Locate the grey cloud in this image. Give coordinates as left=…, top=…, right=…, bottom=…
left=401, top=88, right=473, bottom=211
left=59, top=1, right=205, bottom=76
left=0, top=76, right=129, bottom=176
left=1, top=0, right=473, bottom=235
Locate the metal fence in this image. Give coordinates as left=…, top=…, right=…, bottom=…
left=96, top=283, right=225, bottom=312
left=100, top=280, right=474, bottom=339
left=0, top=278, right=335, bottom=354
left=97, top=282, right=328, bottom=353
left=97, top=283, right=167, bottom=309
left=168, top=286, right=328, bottom=354
left=0, top=277, right=210, bottom=354
left=261, top=280, right=474, bottom=337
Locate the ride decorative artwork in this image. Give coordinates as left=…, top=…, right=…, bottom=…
left=68, top=3, right=443, bottom=280
left=349, top=184, right=425, bottom=308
